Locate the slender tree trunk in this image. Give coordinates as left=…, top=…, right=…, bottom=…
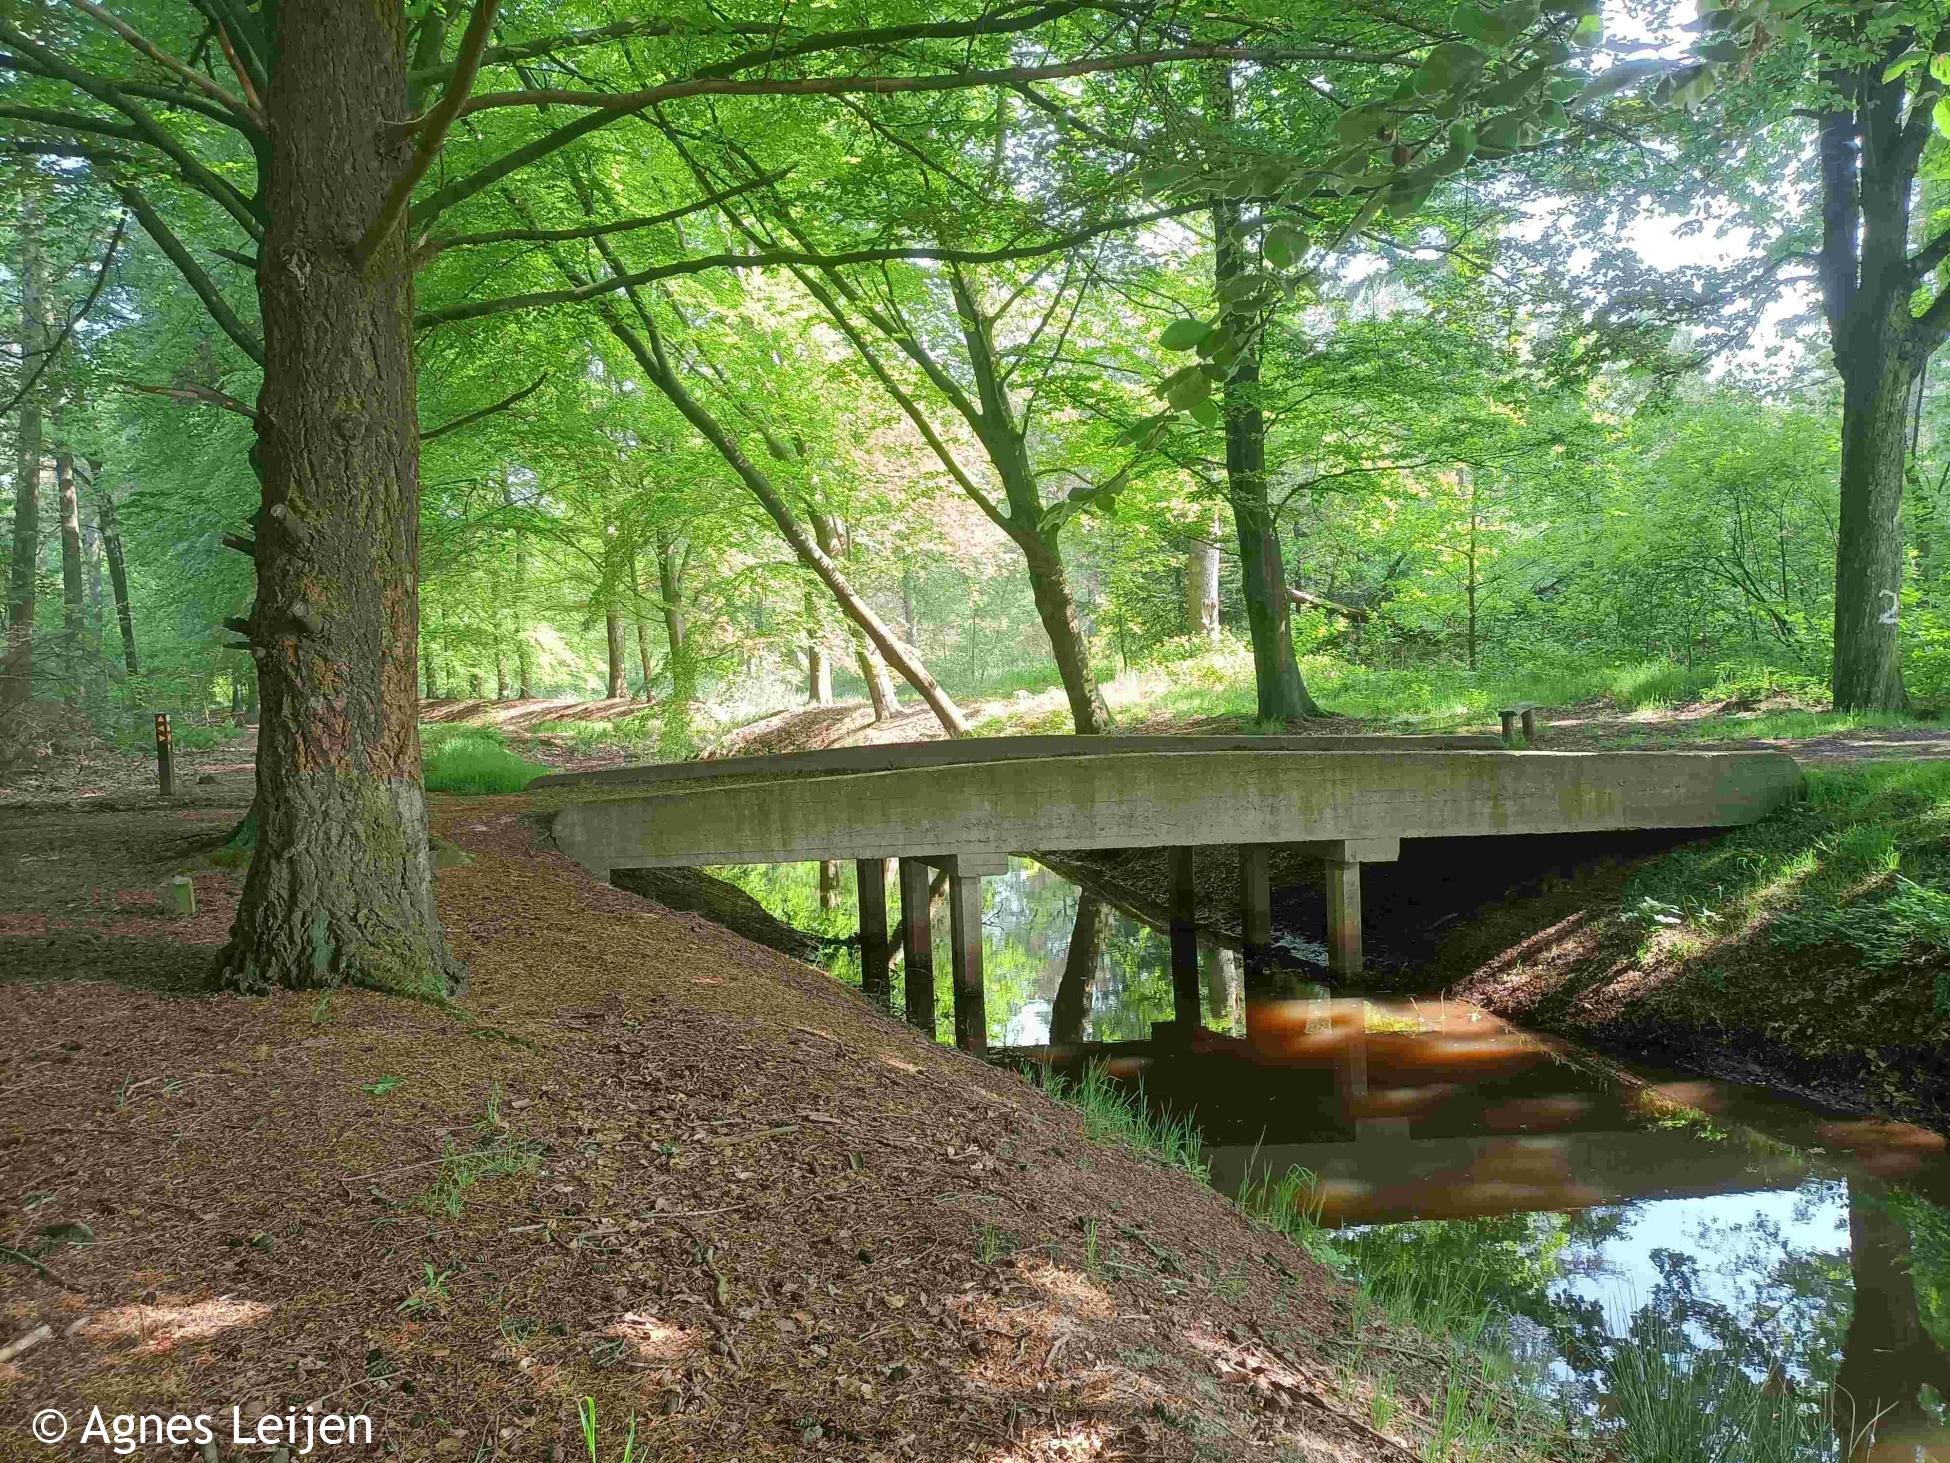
left=1210, top=73, right=1320, bottom=722
left=1018, top=528, right=1109, bottom=732
left=901, top=566, right=921, bottom=647
left=4, top=197, right=46, bottom=711
left=814, top=511, right=899, bottom=720
left=656, top=535, right=695, bottom=745
left=604, top=606, right=628, bottom=699
left=950, top=275, right=1110, bottom=734
left=500, top=477, right=534, bottom=698
left=1465, top=470, right=1480, bottom=672
left=55, top=452, right=82, bottom=699
left=1184, top=509, right=1221, bottom=644
left=804, top=590, right=833, bottom=705
left=98, top=493, right=137, bottom=674
left=494, top=651, right=507, bottom=700
left=218, top=0, right=459, bottom=998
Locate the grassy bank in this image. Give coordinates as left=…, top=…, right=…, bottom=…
left=1433, top=761, right=1950, bottom=1125
left=967, top=640, right=1936, bottom=742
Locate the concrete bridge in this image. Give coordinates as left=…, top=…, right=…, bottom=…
left=537, top=735, right=1801, bottom=1055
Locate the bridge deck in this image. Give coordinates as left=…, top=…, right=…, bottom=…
left=541, top=741, right=1801, bottom=1055
left=549, top=746, right=1800, bottom=871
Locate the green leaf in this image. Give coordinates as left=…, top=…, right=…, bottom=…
left=1159, top=318, right=1210, bottom=351
left=1571, top=11, right=1604, bottom=47
left=1188, top=397, right=1222, bottom=428
left=1934, top=95, right=1950, bottom=137
left=1889, top=49, right=1931, bottom=82
left=1336, top=104, right=1393, bottom=144
left=1415, top=41, right=1488, bottom=93
left=1164, top=368, right=1214, bottom=411
left=1931, top=54, right=1950, bottom=84
left=1263, top=222, right=1308, bottom=270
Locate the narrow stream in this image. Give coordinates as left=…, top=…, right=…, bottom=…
left=718, top=856, right=1950, bottom=1459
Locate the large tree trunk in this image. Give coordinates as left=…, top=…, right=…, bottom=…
left=98, top=492, right=137, bottom=674
left=804, top=590, right=833, bottom=705
left=56, top=451, right=82, bottom=699
left=1820, top=66, right=1916, bottom=712
left=4, top=193, right=46, bottom=711
left=218, top=0, right=459, bottom=998
left=1185, top=507, right=1221, bottom=644
left=604, top=606, right=628, bottom=699
left=1833, top=351, right=1912, bottom=710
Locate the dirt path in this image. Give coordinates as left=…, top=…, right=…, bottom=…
left=0, top=792, right=1456, bottom=1462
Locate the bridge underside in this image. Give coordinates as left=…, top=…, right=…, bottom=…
left=543, top=742, right=1802, bottom=1055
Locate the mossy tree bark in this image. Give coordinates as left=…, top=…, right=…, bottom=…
left=217, top=0, right=460, bottom=999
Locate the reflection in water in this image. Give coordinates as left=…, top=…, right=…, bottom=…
left=719, top=856, right=1950, bottom=1458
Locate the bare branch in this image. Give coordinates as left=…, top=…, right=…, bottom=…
left=60, top=0, right=252, bottom=119
left=0, top=16, right=263, bottom=236
left=1, top=212, right=127, bottom=417
left=416, top=203, right=1200, bottom=328
left=451, top=45, right=1412, bottom=118
left=419, top=167, right=792, bottom=258
left=355, top=0, right=502, bottom=265
left=114, top=377, right=257, bottom=420
left=112, top=181, right=264, bottom=365
left=420, top=372, right=547, bottom=442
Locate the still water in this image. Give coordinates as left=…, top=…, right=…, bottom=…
left=719, top=856, right=1950, bottom=1459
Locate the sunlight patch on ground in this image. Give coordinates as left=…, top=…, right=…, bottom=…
left=77, top=1296, right=271, bottom=1354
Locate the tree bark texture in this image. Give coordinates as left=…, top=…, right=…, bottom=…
left=218, top=0, right=460, bottom=998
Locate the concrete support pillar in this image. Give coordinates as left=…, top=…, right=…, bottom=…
left=947, top=859, right=987, bottom=1054
left=1324, top=855, right=1363, bottom=979
left=1167, top=846, right=1201, bottom=1031
left=897, top=857, right=935, bottom=1036
left=856, top=858, right=891, bottom=1011
left=1239, top=844, right=1272, bottom=990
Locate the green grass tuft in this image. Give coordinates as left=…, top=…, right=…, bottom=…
left=421, top=725, right=549, bottom=794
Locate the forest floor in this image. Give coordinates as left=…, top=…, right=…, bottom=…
left=0, top=775, right=1524, bottom=1462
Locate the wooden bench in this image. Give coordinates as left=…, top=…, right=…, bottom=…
left=1499, top=703, right=1541, bottom=746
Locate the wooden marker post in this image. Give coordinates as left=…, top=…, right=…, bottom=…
left=154, top=712, right=174, bottom=798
